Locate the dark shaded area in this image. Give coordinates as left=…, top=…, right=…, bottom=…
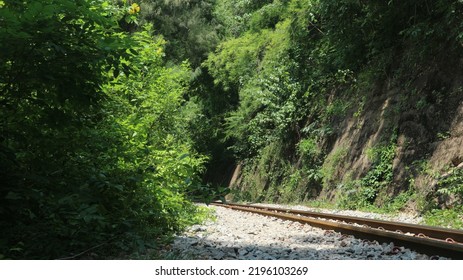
left=168, top=233, right=428, bottom=260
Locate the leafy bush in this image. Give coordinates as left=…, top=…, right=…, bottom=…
left=249, top=1, right=286, bottom=32
left=0, top=1, right=206, bottom=259
left=139, top=0, right=219, bottom=67
left=214, top=0, right=275, bottom=37
left=297, top=138, right=320, bottom=160
left=361, top=141, right=397, bottom=197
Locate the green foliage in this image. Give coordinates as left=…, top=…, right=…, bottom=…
left=325, top=99, right=351, bottom=119
left=362, top=140, right=397, bottom=192
left=337, top=182, right=414, bottom=212
left=297, top=138, right=320, bottom=160
left=437, top=168, right=463, bottom=203
left=214, top=0, right=275, bottom=37
left=101, top=26, right=208, bottom=236
left=418, top=165, right=463, bottom=229
left=315, top=0, right=463, bottom=69
left=230, top=140, right=321, bottom=204
left=7, top=0, right=463, bottom=259
left=354, top=141, right=397, bottom=207
left=336, top=180, right=368, bottom=210
left=423, top=208, right=463, bottom=229
left=205, top=30, right=272, bottom=89
left=205, top=0, right=463, bottom=207
left=0, top=1, right=206, bottom=259
left=1, top=0, right=131, bottom=258
left=384, top=189, right=415, bottom=212
left=139, top=0, right=220, bottom=67
left=437, top=131, right=451, bottom=141
left=206, top=18, right=305, bottom=158
left=336, top=138, right=398, bottom=210
left=248, top=1, right=286, bottom=32
left=138, top=1, right=238, bottom=189
left=320, top=147, right=348, bottom=188
left=277, top=169, right=304, bottom=203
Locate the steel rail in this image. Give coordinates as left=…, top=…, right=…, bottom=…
left=221, top=202, right=463, bottom=243
left=210, top=202, right=463, bottom=259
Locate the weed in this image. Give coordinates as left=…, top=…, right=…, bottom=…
left=304, top=199, right=336, bottom=209
left=321, top=146, right=349, bottom=188
left=436, top=131, right=451, bottom=141
left=353, top=95, right=366, bottom=118
left=423, top=208, right=463, bottom=229
left=325, top=99, right=351, bottom=119
left=436, top=168, right=463, bottom=205
left=297, top=138, right=320, bottom=160
left=384, top=189, right=415, bottom=212
left=361, top=141, right=397, bottom=200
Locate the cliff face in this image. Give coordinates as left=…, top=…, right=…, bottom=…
left=324, top=62, right=463, bottom=204
left=229, top=56, right=463, bottom=211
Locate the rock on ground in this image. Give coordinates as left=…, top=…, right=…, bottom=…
left=165, top=205, right=444, bottom=260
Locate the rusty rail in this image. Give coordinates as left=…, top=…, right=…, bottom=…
left=210, top=202, right=463, bottom=259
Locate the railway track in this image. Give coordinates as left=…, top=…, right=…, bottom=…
left=210, top=202, right=463, bottom=259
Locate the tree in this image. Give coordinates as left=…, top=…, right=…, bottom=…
left=139, top=0, right=220, bottom=67
left=0, top=0, right=206, bottom=259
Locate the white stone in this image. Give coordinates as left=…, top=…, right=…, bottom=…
left=166, top=204, right=436, bottom=260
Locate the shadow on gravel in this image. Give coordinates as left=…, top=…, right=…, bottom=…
left=167, top=232, right=419, bottom=260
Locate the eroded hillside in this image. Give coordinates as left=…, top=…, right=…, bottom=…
left=209, top=1, right=463, bottom=220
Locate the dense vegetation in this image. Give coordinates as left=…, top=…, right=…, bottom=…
left=204, top=0, right=463, bottom=210
left=0, top=0, right=209, bottom=259
left=1, top=0, right=463, bottom=259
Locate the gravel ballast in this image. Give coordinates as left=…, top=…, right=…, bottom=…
left=254, top=203, right=423, bottom=224
left=167, top=204, right=444, bottom=260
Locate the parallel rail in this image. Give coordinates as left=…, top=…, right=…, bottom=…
left=211, top=202, right=463, bottom=259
